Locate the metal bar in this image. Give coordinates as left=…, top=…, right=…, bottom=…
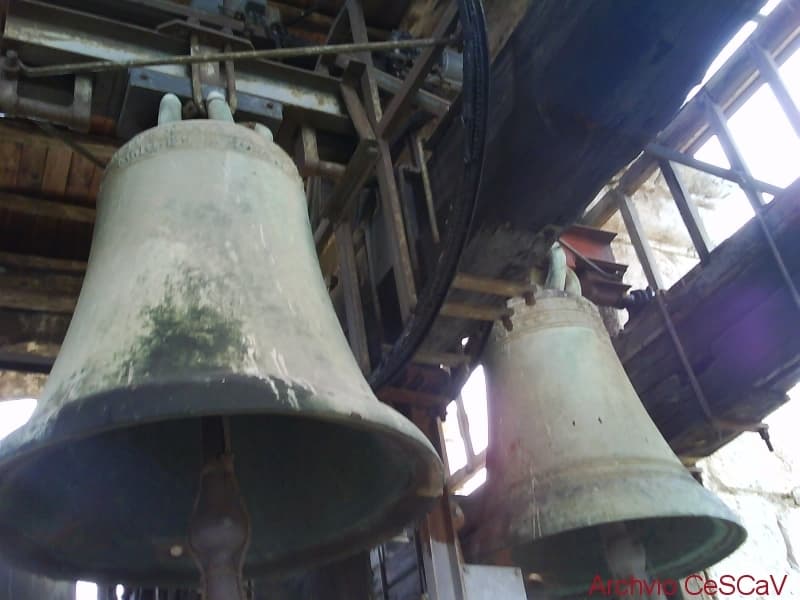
left=706, top=95, right=800, bottom=311
left=335, top=221, right=371, bottom=373
left=615, top=189, right=664, bottom=291
left=439, top=302, right=513, bottom=322
left=658, top=160, right=712, bottom=263
left=654, top=292, right=716, bottom=426
left=297, top=126, right=346, bottom=179
left=22, top=37, right=455, bottom=78
left=378, top=2, right=459, bottom=139
left=412, top=134, right=441, bottom=244
left=704, top=95, right=765, bottom=209
left=749, top=41, right=800, bottom=140
left=4, top=1, right=349, bottom=130
left=619, top=0, right=800, bottom=194
left=645, top=143, right=784, bottom=196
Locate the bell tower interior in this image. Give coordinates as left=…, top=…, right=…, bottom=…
left=0, top=0, right=798, bottom=598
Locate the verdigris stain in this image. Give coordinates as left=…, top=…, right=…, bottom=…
left=120, top=269, right=246, bottom=380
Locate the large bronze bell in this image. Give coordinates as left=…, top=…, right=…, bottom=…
left=465, top=290, right=745, bottom=594
left=0, top=114, right=443, bottom=586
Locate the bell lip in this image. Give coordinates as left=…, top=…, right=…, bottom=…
left=0, top=374, right=444, bottom=584
left=463, top=464, right=747, bottom=595
left=465, top=505, right=746, bottom=596
left=504, top=515, right=747, bottom=596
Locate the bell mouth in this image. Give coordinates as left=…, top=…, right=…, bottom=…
left=512, top=514, right=747, bottom=595
left=0, top=376, right=441, bottom=585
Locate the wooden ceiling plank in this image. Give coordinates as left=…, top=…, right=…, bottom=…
left=40, top=147, right=74, bottom=197
left=0, top=120, right=118, bottom=161
left=15, top=143, right=49, bottom=193
left=0, top=142, right=22, bottom=188
left=0, top=252, right=87, bottom=273
left=65, top=154, right=97, bottom=201
left=0, top=191, right=96, bottom=224
left=88, top=166, right=105, bottom=200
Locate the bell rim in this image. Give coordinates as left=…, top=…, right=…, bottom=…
left=464, top=467, right=747, bottom=595
left=504, top=514, right=747, bottom=596
left=0, top=374, right=444, bottom=584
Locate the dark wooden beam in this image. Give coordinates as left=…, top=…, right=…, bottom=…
left=0, top=272, right=82, bottom=313
left=0, top=252, right=87, bottom=273
left=0, top=191, right=96, bottom=223
left=0, top=309, right=70, bottom=348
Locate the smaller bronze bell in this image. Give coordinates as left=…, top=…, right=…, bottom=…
left=464, top=291, right=745, bottom=594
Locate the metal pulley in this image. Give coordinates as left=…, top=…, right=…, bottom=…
left=464, top=290, right=745, bottom=594
left=0, top=96, right=444, bottom=590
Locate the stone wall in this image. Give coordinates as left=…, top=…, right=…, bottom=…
left=604, top=168, right=800, bottom=599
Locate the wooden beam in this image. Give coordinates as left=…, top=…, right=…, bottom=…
left=439, top=302, right=513, bottom=322
left=451, top=273, right=534, bottom=298
left=0, top=309, right=70, bottom=347
left=378, top=386, right=449, bottom=409
left=0, top=191, right=95, bottom=223
left=335, top=221, right=371, bottom=373
left=0, top=273, right=82, bottom=314
left=0, top=351, right=55, bottom=374
left=0, top=120, right=118, bottom=161
left=0, top=252, right=87, bottom=273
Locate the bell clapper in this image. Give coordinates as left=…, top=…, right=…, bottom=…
left=601, top=523, right=663, bottom=600
left=189, top=417, right=251, bottom=600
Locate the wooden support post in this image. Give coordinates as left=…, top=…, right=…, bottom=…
left=340, top=0, right=419, bottom=322
left=411, top=408, right=468, bottom=600
left=335, top=221, right=371, bottom=373
left=375, top=139, right=419, bottom=322
left=658, top=160, right=712, bottom=263
left=615, top=189, right=664, bottom=291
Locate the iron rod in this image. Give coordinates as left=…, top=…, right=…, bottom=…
left=645, top=143, right=783, bottom=196
left=21, top=37, right=455, bottom=79
left=705, top=95, right=800, bottom=312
